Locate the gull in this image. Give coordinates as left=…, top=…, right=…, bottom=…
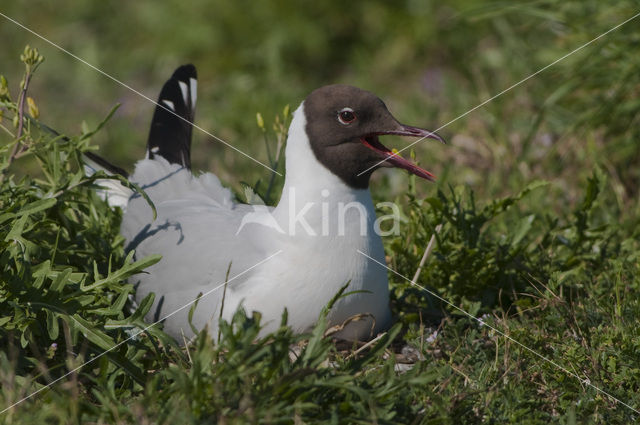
left=87, top=65, right=443, bottom=341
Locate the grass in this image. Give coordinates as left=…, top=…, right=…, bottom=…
left=1, top=1, right=640, bottom=423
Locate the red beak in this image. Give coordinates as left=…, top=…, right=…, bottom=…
left=360, top=125, right=444, bottom=182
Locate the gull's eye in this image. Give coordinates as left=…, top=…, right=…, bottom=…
left=337, top=107, right=356, bottom=125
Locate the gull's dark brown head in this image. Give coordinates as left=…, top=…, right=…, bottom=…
left=303, top=84, right=443, bottom=189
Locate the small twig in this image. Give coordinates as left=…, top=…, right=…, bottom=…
left=419, top=310, right=424, bottom=354
left=264, top=140, right=283, bottom=204
left=15, top=71, right=32, bottom=141
left=347, top=332, right=387, bottom=359
left=324, top=313, right=375, bottom=339
left=412, top=224, right=443, bottom=283
left=7, top=70, right=34, bottom=171
left=217, top=261, right=232, bottom=345
left=4, top=46, right=43, bottom=179
left=61, top=319, right=79, bottom=399
left=262, top=131, right=273, bottom=165
left=264, top=113, right=288, bottom=204
left=180, top=329, right=193, bottom=364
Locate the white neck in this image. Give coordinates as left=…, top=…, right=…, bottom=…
left=272, top=103, right=375, bottom=237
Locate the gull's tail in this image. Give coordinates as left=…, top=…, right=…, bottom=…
left=146, top=64, right=197, bottom=169
left=83, top=64, right=198, bottom=209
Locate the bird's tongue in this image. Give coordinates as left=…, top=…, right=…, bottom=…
left=361, top=135, right=436, bottom=182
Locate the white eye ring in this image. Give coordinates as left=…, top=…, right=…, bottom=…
left=337, top=107, right=357, bottom=125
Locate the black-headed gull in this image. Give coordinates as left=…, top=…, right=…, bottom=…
left=90, top=65, right=443, bottom=341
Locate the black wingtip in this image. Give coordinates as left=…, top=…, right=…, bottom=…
left=84, top=151, right=129, bottom=178
left=146, top=64, right=198, bottom=169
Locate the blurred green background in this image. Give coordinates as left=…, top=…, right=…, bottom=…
left=1, top=0, right=639, bottom=214
left=2, top=3, right=640, bottom=421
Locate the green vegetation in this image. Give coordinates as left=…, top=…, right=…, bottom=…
left=1, top=1, right=639, bottom=423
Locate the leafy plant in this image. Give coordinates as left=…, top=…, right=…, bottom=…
left=2, top=8, right=640, bottom=419
left=0, top=47, right=172, bottom=415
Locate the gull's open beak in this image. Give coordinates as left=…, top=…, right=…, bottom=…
left=360, top=124, right=444, bottom=181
